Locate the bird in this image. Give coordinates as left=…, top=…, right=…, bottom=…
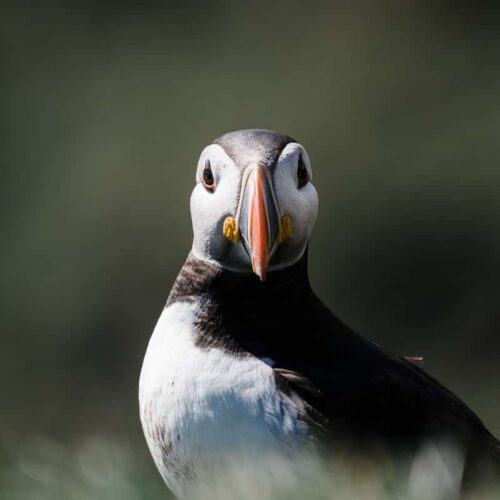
left=139, top=129, right=500, bottom=497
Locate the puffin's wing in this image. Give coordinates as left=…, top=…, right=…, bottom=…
left=273, top=342, right=500, bottom=471
left=267, top=295, right=499, bottom=452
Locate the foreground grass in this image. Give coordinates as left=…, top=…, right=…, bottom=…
left=0, top=434, right=168, bottom=500
left=1, top=434, right=499, bottom=500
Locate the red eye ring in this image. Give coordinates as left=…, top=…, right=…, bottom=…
left=202, top=160, right=215, bottom=191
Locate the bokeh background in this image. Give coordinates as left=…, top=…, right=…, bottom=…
left=1, top=1, right=500, bottom=498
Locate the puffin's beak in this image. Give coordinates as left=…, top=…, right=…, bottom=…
left=238, top=163, right=280, bottom=281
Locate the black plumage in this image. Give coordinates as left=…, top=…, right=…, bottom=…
left=146, top=128, right=500, bottom=493
left=168, top=251, right=500, bottom=486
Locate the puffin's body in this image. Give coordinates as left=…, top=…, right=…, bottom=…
left=139, top=130, right=500, bottom=496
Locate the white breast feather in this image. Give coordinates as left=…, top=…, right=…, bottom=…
left=139, top=302, right=310, bottom=496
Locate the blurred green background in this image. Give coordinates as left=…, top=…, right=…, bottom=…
left=1, top=1, right=500, bottom=498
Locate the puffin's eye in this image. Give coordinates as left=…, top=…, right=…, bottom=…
left=202, top=160, right=215, bottom=191
left=297, top=157, right=309, bottom=188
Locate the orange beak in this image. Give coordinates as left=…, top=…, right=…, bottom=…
left=238, top=163, right=280, bottom=281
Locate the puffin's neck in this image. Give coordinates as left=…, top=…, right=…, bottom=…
left=167, top=250, right=312, bottom=309
left=166, top=250, right=315, bottom=355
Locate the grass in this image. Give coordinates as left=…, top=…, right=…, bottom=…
left=0, top=434, right=168, bottom=500
left=1, top=433, right=499, bottom=500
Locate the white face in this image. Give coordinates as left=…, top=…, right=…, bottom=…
left=190, top=141, right=318, bottom=278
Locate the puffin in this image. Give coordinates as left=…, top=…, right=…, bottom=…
left=139, top=129, right=500, bottom=496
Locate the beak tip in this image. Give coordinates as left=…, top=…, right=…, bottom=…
left=252, top=260, right=267, bottom=282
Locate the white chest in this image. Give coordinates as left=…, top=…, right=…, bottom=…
left=139, top=302, right=310, bottom=496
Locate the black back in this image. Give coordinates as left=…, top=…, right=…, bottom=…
left=168, top=251, right=500, bottom=485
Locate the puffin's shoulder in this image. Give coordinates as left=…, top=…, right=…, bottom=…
left=272, top=297, right=500, bottom=459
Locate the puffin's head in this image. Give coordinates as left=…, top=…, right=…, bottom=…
left=190, top=129, right=318, bottom=280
